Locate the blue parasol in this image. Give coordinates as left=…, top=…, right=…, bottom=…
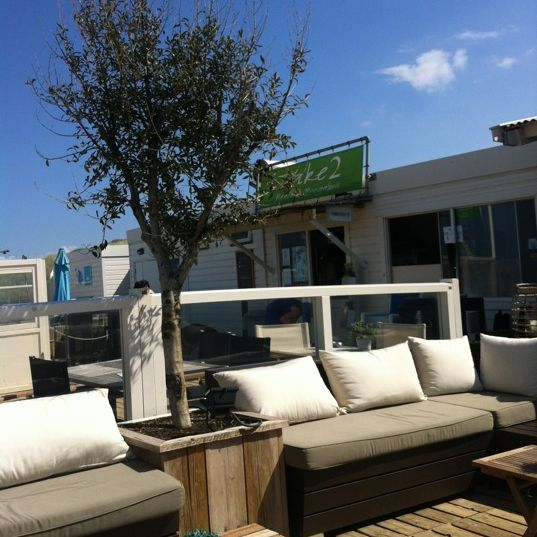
left=53, top=248, right=71, bottom=301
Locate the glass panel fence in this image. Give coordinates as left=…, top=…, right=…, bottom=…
left=331, top=292, right=441, bottom=350
left=49, top=310, right=122, bottom=365
left=181, top=296, right=317, bottom=366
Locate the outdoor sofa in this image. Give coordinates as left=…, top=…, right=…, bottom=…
left=211, top=332, right=537, bottom=537
left=0, top=389, right=184, bottom=537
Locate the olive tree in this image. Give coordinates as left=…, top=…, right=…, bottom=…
left=30, top=0, right=307, bottom=428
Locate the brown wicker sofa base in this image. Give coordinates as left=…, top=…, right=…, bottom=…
left=206, top=363, right=537, bottom=537
left=286, top=433, right=491, bottom=536
left=281, top=390, right=537, bottom=537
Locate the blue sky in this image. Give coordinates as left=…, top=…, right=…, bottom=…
left=1, top=0, right=536, bottom=259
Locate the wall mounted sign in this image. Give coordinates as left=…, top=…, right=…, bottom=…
left=260, top=145, right=363, bottom=209
left=327, top=206, right=353, bottom=223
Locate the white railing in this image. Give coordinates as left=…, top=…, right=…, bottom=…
left=0, top=279, right=462, bottom=420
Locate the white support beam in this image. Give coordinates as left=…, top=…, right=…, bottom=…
left=313, top=295, right=333, bottom=353
left=177, top=281, right=453, bottom=305
left=440, top=278, right=463, bottom=338
left=0, top=295, right=136, bottom=323
left=309, top=218, right=366, bottom=274
left=121, top=294, right=167, bottom=420
left=225, top=235, right=275, bottom=274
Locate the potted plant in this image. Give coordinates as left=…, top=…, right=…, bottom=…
left=185, top=528, right=219, bottom=537
left=341, top=263, right=357, bottom=285
left=351, top=321, right=378, bottom=351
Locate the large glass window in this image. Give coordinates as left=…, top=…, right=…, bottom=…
left=456, top=206, right=492, bottom=258
left=279, top=232, right=310, bottom=286
left=389, top=213, right=440, bottom=266
left=456, top=201, right=536, bottom=297
left=517, top=199, right=537, bottom=282
left=491, top=202, right=519, bottom=296
left=0, top=272, right=34, bottom=306
left=456, top=204, right=496, bottom=297
left=392, top=198, right=536, bottom=299
left=236, top=252, right=255, bottom=289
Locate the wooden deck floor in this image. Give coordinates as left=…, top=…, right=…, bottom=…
left=333, top=482, right=533, bottom=537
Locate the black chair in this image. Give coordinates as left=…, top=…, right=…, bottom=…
left=198, top=332, right=271, bottom=366
left=29, top=356, right=70, bottom=397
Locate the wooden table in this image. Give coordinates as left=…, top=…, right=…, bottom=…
left=68, top=359, right=210, bottom=389
left=474, top=445, right=537, bottom=537
left=221, top=523, right=283, bottom=537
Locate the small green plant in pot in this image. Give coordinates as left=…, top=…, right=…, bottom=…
left=184, top=530, right=219, bottom=537
left=350, top=321, right=378, bottom=351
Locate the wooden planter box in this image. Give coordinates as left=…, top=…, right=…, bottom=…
left=120, top=418, right=289, bottom=537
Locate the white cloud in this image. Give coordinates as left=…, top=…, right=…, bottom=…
left=379, top=49, right=468, bottom=92
left=361, top=120, right=372, bottom=128
left=453, top=50, right=468, bottom=69
left=455, top=30, right=501, bottom=41
left=496, top=57, right=519, bottom=69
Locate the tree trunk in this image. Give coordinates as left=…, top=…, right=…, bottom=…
left=160, top=288, right=191, bottom=429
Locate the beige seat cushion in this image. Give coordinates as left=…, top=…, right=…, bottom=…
left=408, top=336, right=482, bottom=396
left=214, top=356, right=339, bottom=423
left=0, top=389, right=129, bottom=489
left=0, top=460, right=183, bottom=537
left=283, top=400, right=493, bottom=470
left=480, top=334, right=537, bottom=397
left=320, top=343, right=426, bottom=413
left=430, top=392, right=537, bottom=428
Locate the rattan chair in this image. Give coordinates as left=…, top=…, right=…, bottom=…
left=254, top=322, right=312, bottom=357
left=375, top=322, right=426, bottom=349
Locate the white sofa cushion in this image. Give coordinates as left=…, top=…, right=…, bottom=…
left=213, top=356, right=340, bottom=423
left=320, top=343, right=426, bottom=413
left=408, top=336, right=482, bottom=396
left=480, top=334, right=537, bottom=397
left=0, top=389, right=129, bottom=489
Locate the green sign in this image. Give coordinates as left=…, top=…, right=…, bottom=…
left=259, top=145, right=363, bottom=208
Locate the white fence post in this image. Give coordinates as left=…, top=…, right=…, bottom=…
left=440, top=278, right=463, bottom=338
left=121, top=294, right=167, bottom=420
left=313, top=295, right=333, bottom=353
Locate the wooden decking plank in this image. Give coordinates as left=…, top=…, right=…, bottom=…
left=450, top=497, right=495, bottom=512
left=355, top=524, right=405, bottom=536
left=377, top=519, right=420, bottom=535
left=432, top=502, right=477, bottom=518
left=396, top=513, right=439, bottom=530
left=453, top=517, right=520, bottom=537
left=412, top=532, right=439, bottom=537
left=414, top=508, right=460, bottom=524
left=431, top=523, right=486, bottom=537
left=487, top=508, right=527, bottom=525
left=470, top=512, right=526, bottom=535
